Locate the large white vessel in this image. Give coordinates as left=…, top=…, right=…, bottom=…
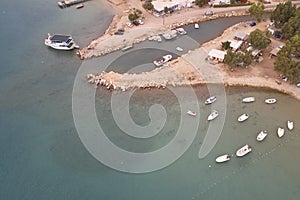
left=236, top=144, right=252, bottom=157
left=45, top=33, right=78, bottom=50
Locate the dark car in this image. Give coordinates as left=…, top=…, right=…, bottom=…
left=132, top=21, right=139, bottom=26
left=205, top=11, right=214, bottom=16
left=250, top=22, right=256, bottom=27
left=114, top=31, right=124, bottom=35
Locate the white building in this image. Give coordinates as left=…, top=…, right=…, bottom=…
left=152, top=0, right=195, bottom=14
left=208, top=49, right=227, bottom=63
left=228, top=40, right=243, bottom=52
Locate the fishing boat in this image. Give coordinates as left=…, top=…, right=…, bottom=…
left=236, top=144, right=252, bottom=157
left=265, top=98, right=277, bottom=104
left=194, top=23, right=199, bottom=29
left=277, top=127, right=284, bottom=138
left=215, top=154, right=230, bottom=163
left=205, top=96, right=216, bottom=105
left=176, top=47, right=183, bottom=52
left=45, top=33, right=78, bottom=50
left=238, top=113, right=249, bottom=122
left=287, top=120, right=294, bottom=130
left=256, top=130, right=268, bottom=141
left=208, top=110, right=218, bottom=121
left=187, top=110, right=197, bottom=116
left=242, top=97, right=255, bottom=103
left=76, top=3, right=84, bottom=9
left=153, top=54, right=172, bottom=67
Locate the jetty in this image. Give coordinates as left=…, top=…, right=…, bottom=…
left=57, top=0, right=86, bottom=8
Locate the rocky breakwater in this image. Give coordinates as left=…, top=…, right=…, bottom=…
left=86, top=58, right=204, bottom=91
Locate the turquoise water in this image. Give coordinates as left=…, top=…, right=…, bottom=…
left=0, top=1, right=300, bottom=199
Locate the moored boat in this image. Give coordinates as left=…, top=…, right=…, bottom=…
left=194, top=23, right=199, bottom=29
left=238, top=113, right=249, bottom=122
left=277, top=127, right=285, bottom=138
left=208, top=110, right=218, bottom=121
left=236, top=144, right=252, bottom=157
left=265, top=98, right=277, bottom=104
left=287, top=120, right=294, bottom=130
left=153, top=54, right=172, bottom=67
left=176, top=27, right=187, bottom=35
left=176, top=47, right=183, bottom=52
left=256, top=130, right=268, bottom=141
left=76, top=3, right=84, bottom=9
left=205, top=96, right=216, bottom=105
left=215, top=154, right=230, bottom=163
left=242, top=97, right=255, bottom=103
left=45, top=33, right=78, bottom=50
left=187, top=110, right=197, bottom=116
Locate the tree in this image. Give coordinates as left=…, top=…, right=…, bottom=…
left=248, top=3, right=265, bottom=22
left=143, top=2, right=154, bottom=11
left=248, top=29, right=270, bottom=50
left=274, top=35, right=300, bottom=82
left=282, top=9, right=300, bottom=40
left=195, top=0, right=206, bottom=7
left=224, top=50, right=253, bottom=68
left=270, top=0, right=296, bottom=28
left=128, top=8, right=143, bottom=22
left=221, top=41, right=231, bottom=50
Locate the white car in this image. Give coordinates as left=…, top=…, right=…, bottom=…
left=126, top=22, right=133, bottom=28
left=137, top=19, right=144, bottom=25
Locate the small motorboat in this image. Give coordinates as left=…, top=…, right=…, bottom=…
left=176, top=28, right=187, bottom=35
left=153, top=54, right=172, bottom=67
left=45, top=33, right=78, bottom=50
left=205, top=96, right=216, bottom=105
left=277, top=127, right=285, bottom=138
left=208, top=110, right=219, bottom=121
left=215, top=154, right=230, bottom=163
left=76, top=3, right=84, bottom=9
left=256, top=130, right=268, bottom=141
left=176, top=47, right=183, bottom=52
left=242, top=97, right=255, bottom=103
left=194, top=23, right=199, bottom=29
left=236, top=144, right=252, bottom=157
left=238, top=113, right=249, bottom=122
left=287, top=120, right=294, bottom=130
left=265, top=98, right=277, bottom=104
left=187, top=110, right=197, bottom=116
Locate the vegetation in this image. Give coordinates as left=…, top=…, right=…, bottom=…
left=224, top=50, right=253, bottom=69
left=248, top=29, right=270, bottom=50
left=213, top=2, right=252, bottom=8
left=128, top=8, right=142, bottom=22
left=274, top=35, right=300, bottom=82
left=282, top=8, right=300, bottom=40
left=195, top=0, right=206, bottom=7
left=248, top=3, right=265, bottom=22
left=270, top=0, right=296, bottom=28
left=221, top=41, right=231, bottom=50
left=143, top=2, right=154, bottom=11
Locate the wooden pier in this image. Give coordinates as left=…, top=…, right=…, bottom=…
left=57, top=0, right=86, bottom=8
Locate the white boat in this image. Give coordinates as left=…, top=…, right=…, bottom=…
left=265, top=98, right=277, bottom=104
left=242, top=97, right=255, bottom=103
left=176, top=47, right=183, bottom=52
left=194, top=23, right=199, bottom=29
left=153, top=54, right=172, bottom=67
left=208, top=110, right=219, bottom=121
left=176, top=28, right=187, bottom=35
left=187, top=110, right=197, bottom=116
left=256, top=130, right=268, bottom=141
left=45, top=33, right=78, bottom=50
left=277, top=127, right=285, bottom=138
left=238, top=113, right=249, bottom=122
left=287, top=120, right=294, bottom=130
left=236, top=144, right=252, bottom=157
left=205, top=96, right=216, bottom=105
left=215, top=154, right=230, bottom=163
left=121, top=44, right=133, bottom=51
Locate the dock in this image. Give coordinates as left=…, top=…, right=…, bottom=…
left=58, top=0, right=86, bottom=8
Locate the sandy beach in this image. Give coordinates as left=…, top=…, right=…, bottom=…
left=83, top=0, right=300, bottom=100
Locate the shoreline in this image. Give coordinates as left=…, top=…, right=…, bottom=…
left=83, top=1, right=300, bottom=100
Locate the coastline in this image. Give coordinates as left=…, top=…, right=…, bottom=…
left=83, top=1, right=300, bottom=100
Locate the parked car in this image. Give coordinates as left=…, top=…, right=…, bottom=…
left=205, top=11, right=214, bottom=16
left=137, top=19, right=144, bottom=25
left=249, top=22, right=256, bottom=27
left=114, top=31, right=124, bottom=35
left=126, top=22, right=133, bottom=28
left=132, top=20, right=140, bottom=26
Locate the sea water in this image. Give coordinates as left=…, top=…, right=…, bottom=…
left=0, top=1, right=299, bottom=199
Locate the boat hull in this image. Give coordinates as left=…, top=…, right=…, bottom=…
left=236, top=145, right=252, bottom=157
left=265, top=98, right=277, bottom=104
left=238, top=114, right=249, bottom=122
left=277, top=127, right=285, bottom=138
left=287, top=121, right=294, bottom=130
left=216, top=154, right=230, bottom=163
left=256, top=131, right=267, bottom=141
left=242, top=97, right=255, bottom=103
